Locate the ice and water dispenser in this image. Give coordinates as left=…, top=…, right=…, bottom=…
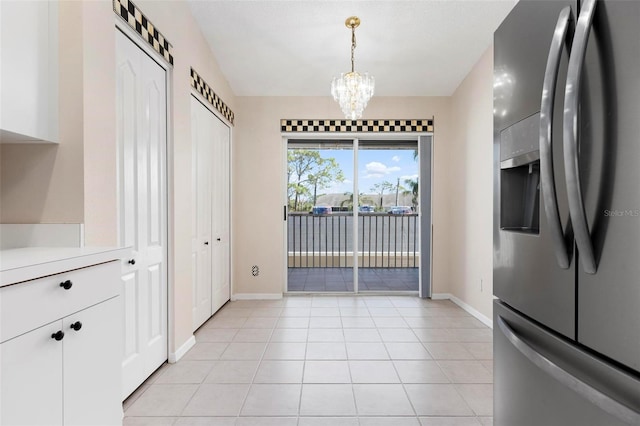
left=500, top=113, right=540, bottom=234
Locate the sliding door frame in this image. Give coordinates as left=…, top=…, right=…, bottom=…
left=282, top=131, right=433, bottom=297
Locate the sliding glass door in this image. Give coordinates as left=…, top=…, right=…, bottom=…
left=286, top=137, right=423, bottom=294
left=357, top=141, right=419, bottom=292
left=287, top=140, right=354, bottom=292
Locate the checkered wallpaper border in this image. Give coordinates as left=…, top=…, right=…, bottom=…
left=190, top=68, right=235, bottom=125
left=280, top=119, right=434, bottom=133
left=113, top=0, right=174, bottom=66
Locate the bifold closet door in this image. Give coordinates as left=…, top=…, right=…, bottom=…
left=211, top=114, right=231, bottom=313
left=191, top=96, right=214, bottom=330
left=116, top=30, right=168, bottom=399
left=191, top=96, right=231, bottom=331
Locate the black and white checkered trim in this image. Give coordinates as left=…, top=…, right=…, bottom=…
left=190, top=68, right=235, bottom=125
left=280, top=119, right=434, bottom=133
left=113, top=0, right=174, bottom=66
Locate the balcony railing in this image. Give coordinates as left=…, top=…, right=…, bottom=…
left=287, top=212, right=419, bottom=268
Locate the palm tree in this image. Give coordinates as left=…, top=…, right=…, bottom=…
left=403, top=178, right=419, bottom=210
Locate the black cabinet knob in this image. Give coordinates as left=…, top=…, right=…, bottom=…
left=70, top=321, right=82, bottom=331
left=204, top=241, right=209, bottom=245
left=51, top=331, right=64, bottom=341
left=217, top=238, right=221, bottom=241
left=59, top=280, right=73, bottom=290
left=128, top=259, right=136, bottom=265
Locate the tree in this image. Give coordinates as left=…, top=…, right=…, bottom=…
left=307, top=157, right=344, bottom=206
left=394, top=177, right=407, bottom=206
left=287, top=150, right=344, bottom=210
left=371, top=181, right=395, bottom=210
left=404, top=178, right=419, bottom=209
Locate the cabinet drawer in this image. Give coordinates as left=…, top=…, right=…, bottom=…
left=0, top=261, right=120, bottom=343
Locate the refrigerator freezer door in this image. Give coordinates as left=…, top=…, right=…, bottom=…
left=494, top=301, right=640, bottom=426
left=494, top=0, right=577, bottom=338
left=576, top=0, right=640, bottom=373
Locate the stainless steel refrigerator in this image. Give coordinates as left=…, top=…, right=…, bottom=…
left=493, top=0, right=640, bottom=424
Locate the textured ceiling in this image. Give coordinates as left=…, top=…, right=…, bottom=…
left=188, top=1, right=517, bottom=97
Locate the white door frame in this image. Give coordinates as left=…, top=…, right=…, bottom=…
left=114, top=20, right=172, bottom=365
left=282, top=131, right=434, bottom=296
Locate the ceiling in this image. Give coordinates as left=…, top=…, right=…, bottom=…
left=188, top=1, right=517, bottom=97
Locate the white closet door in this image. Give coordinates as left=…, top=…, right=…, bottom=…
left=116, top=30, right=168, bottom=399
left=212, top=116, right=231, bottom=312
left=191, top=96, right=213, bottom=330
left=190, top=96, right=231, bottom=329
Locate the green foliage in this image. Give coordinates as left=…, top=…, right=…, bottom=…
left=403, top=178, right=419, bottom=209
left=287, top=150, right=345, bottom=211
left=370, top=181, right=395, bottom=210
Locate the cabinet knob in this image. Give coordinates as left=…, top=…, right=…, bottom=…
left=128, top=259, right=136, bottom=265
left=217, top=238, right=221, bottom=241
left=51, top=331, right=65, bottom=341
left=59, top=280, right=73, bottom=290
left=204, top=241, right=209, bottom=245
left=70, top=321, right=82, bottom=331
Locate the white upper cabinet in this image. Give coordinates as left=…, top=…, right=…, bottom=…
left=0, top=0, right=59, bottom=143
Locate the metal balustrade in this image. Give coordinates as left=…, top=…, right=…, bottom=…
left=287, top=212, right=419, bottom=268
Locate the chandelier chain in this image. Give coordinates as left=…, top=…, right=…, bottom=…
left=351, top=25, right=356, bottom=73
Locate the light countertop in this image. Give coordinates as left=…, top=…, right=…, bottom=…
left=0, top=246, right=131, bottom=287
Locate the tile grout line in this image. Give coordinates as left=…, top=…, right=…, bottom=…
left=236, top=313, right=277, bottom=420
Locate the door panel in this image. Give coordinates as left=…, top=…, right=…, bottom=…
left=495, top=301, right=640, bottom=426
left=286, top=140, right=355, bottom=292
left=357, top=140, right=420, bottom=292
left=191, top=96, right=213, bottom=330
left=494, top=0, right=578, bottom=133
left=212, top=114, right=231, bottom=311
left=419, top=135, right=432, bottom=298
left=493, top=0, right=577, bottom=338
left=0, top=321, right=63, bottom=426
left=191, top=96, right=231, bottom=327
left=577, top=0, right=640, bottom=373
left=116, top=29, right=168, bottom=399
left=63, top=297, right=122, bottom=426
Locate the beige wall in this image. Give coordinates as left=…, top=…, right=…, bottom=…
left=1, top=1, right=84, bottom=224
left=0, top=0, right=236, bottom=355
left=233, top=96, right=453, bottom=296
left=447, top=46, right=495, bottom=319
left=133, top=0, right=237, bottom=353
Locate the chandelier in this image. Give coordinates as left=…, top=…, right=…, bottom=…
left=330, top=16, right=375, bottom=120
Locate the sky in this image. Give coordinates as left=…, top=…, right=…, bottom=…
left=314, top=147, right=419, bottom=195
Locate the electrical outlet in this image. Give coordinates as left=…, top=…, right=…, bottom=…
left=251, top=265, right=260, bottom=277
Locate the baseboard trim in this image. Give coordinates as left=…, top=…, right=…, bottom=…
left=431, top=292, right=452, bottom=300
left=231, top=293, right=283, bottom=301
left=431, top=293, right=493, bottom=329
left=169, top=335, right=195, bottom=363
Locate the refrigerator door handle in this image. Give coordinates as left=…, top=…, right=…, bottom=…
left=497, top=316, right=640, bottom=424
left=563, top=0, right=597, bottom=274
left=540, top=6, right=572, bottom=269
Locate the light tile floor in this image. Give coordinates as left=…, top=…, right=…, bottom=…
left=124, top=295, right=493, bottom=426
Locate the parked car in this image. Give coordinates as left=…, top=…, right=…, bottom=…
left=359, top=205, right=375, bottom=213
left=388, top=206, right=412, bottom=215
left=312, top=206, right=332, bottom=215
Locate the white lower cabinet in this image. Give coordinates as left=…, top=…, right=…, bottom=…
left=0, top=321, right=64, bottom=425
left=0, top=260, right=123, bottom=426
left=63, top=297, right=121, bottom=426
